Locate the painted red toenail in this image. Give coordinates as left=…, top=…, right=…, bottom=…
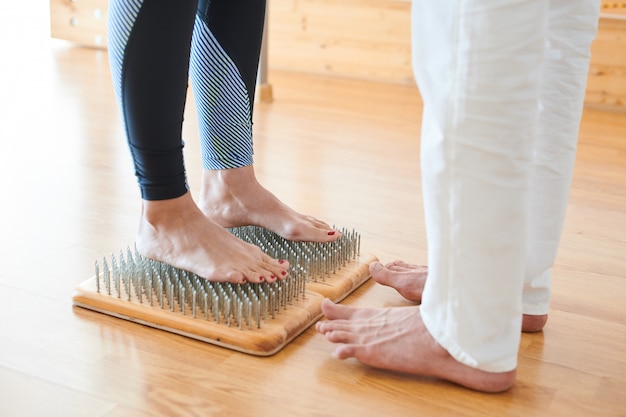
left=271, top=275, right=276, bottom=279
left=281, top=271, right=287, bottom=276
left=259, top=276, right=265, bottom=281
left=278, top=260, right=286, bottom=264
left=328, top=231, right=336, bottom=235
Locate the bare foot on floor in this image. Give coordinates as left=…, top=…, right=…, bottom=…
left=522, top=314, right=548, bottom=333
left=136, top=192, right=289, bottom=284
left=369, top=260, right=427, bottom=303
left=198, top=166, right=341, bottom=243
left=316, top=299, right=516, bottom=393
left=370, top=260, right=548, bottom=332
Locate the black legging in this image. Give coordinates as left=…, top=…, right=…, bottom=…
left=108, top=0, right=266, bottom=200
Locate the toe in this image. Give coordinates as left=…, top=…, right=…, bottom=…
left=333, top=344, right=358, bottom=360
left=370, top=262, right=394, bottom=286
left=369, top=261, right=385, bottom=278
left=320, top=299, right=361, bottom=320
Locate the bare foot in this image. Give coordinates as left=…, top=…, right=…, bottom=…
left=522, top=314, right=548, bottom=333
left=198, top=166, right=341, bottom=242
left=370, top=260, right=548, bottom=332
left=316, top=299, right=516, bottom=393
left=369, top=260, right=427, bottom=303
left=136, top=192, right=289, bottom=284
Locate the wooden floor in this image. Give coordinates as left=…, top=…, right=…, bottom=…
left=1, top=5, right=625, bottom=417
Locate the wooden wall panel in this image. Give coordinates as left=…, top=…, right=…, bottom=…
left=49, top=0, right=625, bottom=110
left=267, top=0, right=626, bottom=111
left=267, top=0, right=413, bottom=84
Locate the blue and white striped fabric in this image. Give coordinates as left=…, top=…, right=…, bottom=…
left=189, top=16, right=254, bottom=170
left=107, top=0, right=143, bottom=109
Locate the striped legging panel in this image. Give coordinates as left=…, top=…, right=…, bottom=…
left=107, top=0, right=143, bottom=116
left=190, top=15, right=254, bottom=169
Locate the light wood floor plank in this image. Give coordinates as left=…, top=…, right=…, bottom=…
left=0, top=367, right=117, bottom=417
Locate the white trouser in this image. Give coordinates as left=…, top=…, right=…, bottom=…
left=413, top=0, right=600, bottom=372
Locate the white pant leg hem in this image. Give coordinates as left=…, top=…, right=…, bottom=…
left=522, top=304, right=550, bottom=316
left=421, top=309, right=518, bottom=373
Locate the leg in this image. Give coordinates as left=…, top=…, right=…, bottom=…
left=369, top=0, right=600, bottom=334
left=190, top=0, right=340, bottom=242
left=107, top=0, right=289, bottom=283
left=522, top=0, right=600, bottom=332
left=412, top=0, right=543, bottom=372
left=319, top=0, right=549, bottom=391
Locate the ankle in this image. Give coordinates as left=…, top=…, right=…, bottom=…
left=141, top=192, right=195, bottom=225
left=202, top=166, right=256, bottom=189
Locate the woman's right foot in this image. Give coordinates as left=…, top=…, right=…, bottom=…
left=135, top=192, right=289, bottom=284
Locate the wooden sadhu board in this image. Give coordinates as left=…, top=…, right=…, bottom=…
left=72, top=254, right=377, bottom=356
